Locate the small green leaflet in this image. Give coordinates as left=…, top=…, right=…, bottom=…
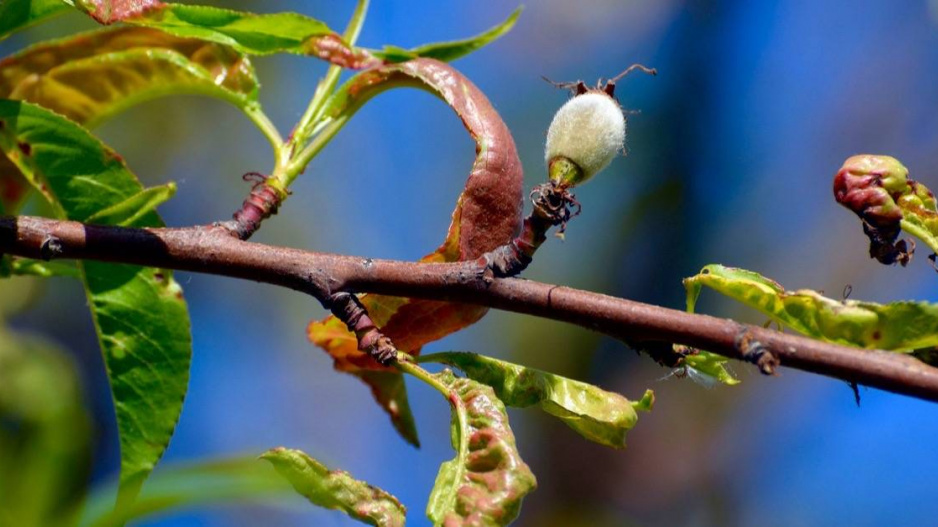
left=421, top=352, right=653, bottom=449
left=370, top=8, right=521, bottom=63
left=85, top=182, right=176, bottom=226
left=261, top=448, right=406, bottom=527
left=0, top=0, right=72, bottom=41
left=685, top=264, right=938, bottom=353
left=427, top=370, right=536, bottom=527
left=0, top=99, right=192, bottom=507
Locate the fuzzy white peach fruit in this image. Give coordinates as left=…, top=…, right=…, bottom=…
left=545, top=92, right=625, bottom=185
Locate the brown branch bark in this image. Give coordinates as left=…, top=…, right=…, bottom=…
left=4, top=214, right=938, bottom=403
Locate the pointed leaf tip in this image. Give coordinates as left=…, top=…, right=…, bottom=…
left=262, top=448, right=406, bottom=527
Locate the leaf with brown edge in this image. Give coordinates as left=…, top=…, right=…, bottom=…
left=0, top=26, right=259, bottom=126
left=70, top=2, right=380, bottom=67
left=70, top=0, right=164, bottom=25
left=262, top=447, right=406, bottom=527
left=0, top=25, right=258, bottom=217
left=308, top=58, right=523, bottom=446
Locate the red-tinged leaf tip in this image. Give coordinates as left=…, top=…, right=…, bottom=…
left=76, top=0, right=166, bottom=24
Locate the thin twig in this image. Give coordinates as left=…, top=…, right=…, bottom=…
left=3, top=214, right=938, bottom=403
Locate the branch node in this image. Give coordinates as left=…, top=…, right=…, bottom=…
left=478, top=182, right=581, bottom=280
left=735, top=327, right=779, bottom=375
left=39, top=235, right=63, bottom=260
left=226, top=172, right=287, bottom=240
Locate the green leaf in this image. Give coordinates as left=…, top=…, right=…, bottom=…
left=685, top=264, right=938, bottom=353
left=0, top=26, right=260, bottom=127
left=421, top=352, right=652, bottom=449
left=80, top=457, right=292, bottom=527
left=0, top=99, right=192, bottom=506
left=261, top=447, right=406, bottom=527
left=0, top=325, right=91, bottom=527
left=681, top=349, right=740, bottom=386
left=370, top=7, right=521, bottom=63
left=85, top=182, right=175, bottom=226
left=0, top=0, right=71, bottom=41
left=427, top=370, right=536, bottom=527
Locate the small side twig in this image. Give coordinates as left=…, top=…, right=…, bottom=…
left=328, top=292, right=397, bottom=365
left=479, top=181, right=580, bottom=279
left=222, top=173, right=287, bottom=240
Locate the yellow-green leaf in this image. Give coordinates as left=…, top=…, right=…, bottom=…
left=421, top=352, right=652, bottom=449
left=686, top=264, right=938, bottom=352
left=262, top=447, right=406, bottom=527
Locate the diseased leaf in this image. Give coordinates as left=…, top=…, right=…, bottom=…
left=0, top=99, right=192, bottom=506
left=686, top=264, right=938, bottom=353
left=427, top=370, right=536, bottom=527
left=834, top=154, right=938, bottom=265
left=0, top=26, right=260, bottom=126
left=0, top=326, right=91, bottom=527
left=70, top=1, right=382, bottom=67
left=81, top=457, right=291, bottom=527
left=262, top=447, right=406, bottom=527
left=0, top=159, right=31, bottom=212
left=421, top=352, right=652, bottom=449
left=371, top=8, right=521, bottom=63
left=85, top=182, right=175, bottom=226
left=308, top=58, right=524, bottom=444
left=0, top=0, right=71, bottom=41
left=0, top=26, right=259, bottom=211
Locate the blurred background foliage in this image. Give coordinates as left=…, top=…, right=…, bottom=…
left=3, top=1, right=938, bottom=525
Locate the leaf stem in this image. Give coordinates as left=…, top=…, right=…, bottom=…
left=279, top=0, right=369, bottom=186
left=396, top=353, right=470, bottom=485
left=242, top=104, right=285, bottom=167
left=284, top=116, right=349, bottom=182
left=396, top=352, right=450, bottom=398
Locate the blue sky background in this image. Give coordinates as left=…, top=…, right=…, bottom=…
left=5, top=1, right=938, bottom=525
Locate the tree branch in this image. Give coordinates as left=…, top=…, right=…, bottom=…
left=4, top=214, right=938, bottom=403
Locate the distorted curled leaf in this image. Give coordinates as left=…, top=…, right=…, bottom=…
left=427, top=370, right=536, bottom=527
left=834, top=154, right=938, bottom=265
left=686, top=264, right=938, bottom=355
left=262, top=448, right=405, bottom=527
left=0, top=26, right=260, bottom=127
left=309, top=58, right=523, bottom=446
left=422, top=352, right=653, bottom=449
